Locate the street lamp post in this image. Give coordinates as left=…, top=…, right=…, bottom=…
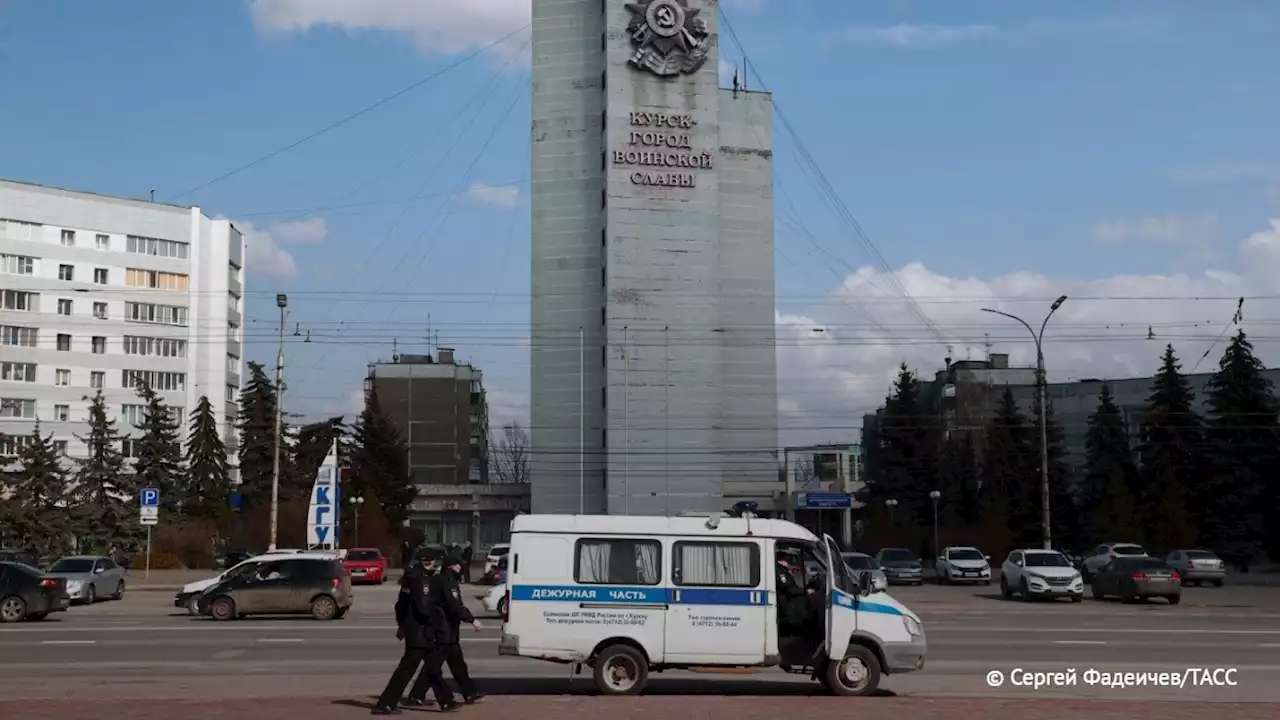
left=884, top=498, right=898, bottom=527
left=349, top=496, right=365, bottom=547
left=981, top=295, right=1067, bottom=551
left=928, top=490, right=941, bottom=562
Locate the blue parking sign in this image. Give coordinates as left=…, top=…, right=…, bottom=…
left=141, top=488, right=160, bottom=507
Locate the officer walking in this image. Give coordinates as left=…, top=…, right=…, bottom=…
left=373, top=550, right=457, bottom=715
left=411, top=552, right=483, bottom=704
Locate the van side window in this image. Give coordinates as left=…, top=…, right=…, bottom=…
left=672, top=541, right=760, bottom=588
left=574, top=538, right=661, bottom=586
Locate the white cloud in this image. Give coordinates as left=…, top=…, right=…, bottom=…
left=839, top=23, right=1001, bottom=48
left=267, top=217, right=328, bottom=245
left=231, top=220, right=299, bottom=280
left=1090, top=214, right=1222, bottom=260
left=774, top=218, right=1280, bottom=444
left=248, top=0, right=530, bottom=57
left=467, top=182, right=520, bottom=208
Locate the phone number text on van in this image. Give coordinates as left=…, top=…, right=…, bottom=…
left=542, top=610, right=650, bottom=627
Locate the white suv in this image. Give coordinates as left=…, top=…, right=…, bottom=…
left=1001, top=549, right=1084, bottom=602
left=1081, top=543, right=1147, bottom=583
left=935, top=546, right=992, bottom=585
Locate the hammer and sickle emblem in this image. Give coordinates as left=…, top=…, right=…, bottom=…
left=654, top=5, right=676, bottom=29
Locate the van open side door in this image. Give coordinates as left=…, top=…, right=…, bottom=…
left=822, top=534, right=854, bottom=662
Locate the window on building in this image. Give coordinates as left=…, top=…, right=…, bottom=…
left=120, top=404, right=145, bottom=427
left=574, top=538, right=661, bottom=586
left=91, top=336, right=106, bottom=354
left=51, top=440, right=67, bottom=455
left=0, top=253, right=35, bottom=275
left=58, top=264, right=74, bottom=281
left=125, top=268, right=188, bottom=291
left=122, top=336, right=186, bottom=358
left=93, top=302, right=107, bottom=319
left=672, top=541, right=760, bottom=588
left=0, top=325, right=37, bottom=347
left=122, top=369, right=185, bottom=392
left=0, top=435, right=32, bottom=457
left=125, top=302, right=188, bottom=326
left=225, top=384, right=237, bottom=402
left=54, top=369, right=70, bottom=386
left=57, top=299, right=72, bottom=315
left=54, top=404, right=69, bottom=421
left=0, top=218, right=41, bottom=242
left=93, top=268, right=108, bottom=285
left=89, top=371, right=104, bottom=389
left=227, top=354, right=240, bottom=373
left=95, top=234, right=109, bottom=251
left=126, top=235, right=189, bottom=259
left=120, top=439, right=138, bottom=459
left=0, top=398, right=36, bottom=419
left=60, top=229, right=75, bottom=246
left=0, top=362, right=36, bottom=382
left=1, top=290, right=36, bottom=311
left=227, top=293, right=239, bottom=313
left=56, top=334, right=71, bottom=351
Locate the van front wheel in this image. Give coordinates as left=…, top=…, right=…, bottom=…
left=593, top=644, right=648, bottom=696
left=825, top=645, right=882, bottom=696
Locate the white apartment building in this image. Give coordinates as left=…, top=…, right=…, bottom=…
left=0, top=179, right=244, bottom=475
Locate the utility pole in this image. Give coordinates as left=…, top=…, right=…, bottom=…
left=981, top=295, right=1067, bottom=550
left=268, top=293, right=287, bottom=551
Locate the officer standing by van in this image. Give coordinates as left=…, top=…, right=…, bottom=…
left=373, top=549, right=457, bottom=715
left=413, top=552, right=484, bottom=704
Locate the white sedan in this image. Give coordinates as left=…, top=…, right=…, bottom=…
left=482, top=583, right=507, bottom=616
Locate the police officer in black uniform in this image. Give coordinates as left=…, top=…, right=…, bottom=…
left=775, top=549, right=812, bottom=671
left=410, top=552, right=484, bottom=704
left=373, top=549, right=456, bottom=715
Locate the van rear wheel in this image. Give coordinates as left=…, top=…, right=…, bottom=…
left=825, top=645, right=882, bottom=696
left=593, top=644, right=648, bottom=695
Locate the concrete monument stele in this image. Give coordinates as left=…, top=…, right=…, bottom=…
left=624, top=0, right=711, bottom=77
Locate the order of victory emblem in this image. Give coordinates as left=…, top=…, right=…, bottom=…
left=624, top=0, right=711, bottom=77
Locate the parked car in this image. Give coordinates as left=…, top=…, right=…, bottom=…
left=46, top=555, right=127, bottom=604
left=0, top=549, right=40, bottom=569
left=482, top=582, right=506, bottom=616
left=935, top=546, right=992, bottom=585
left=174, top=550, right=341, bottom=615
left=1000, top=549, right=1084, bottom=602
left=342, top=548, right=388, bottom=585
left=197, top=556, right=352, bottom=621
left=874, top=548, right=924, bottom=585
left=1090, top=556, right=1182, bottom=604
left=0, top=561, right=71, bottom=622
left=1165, top=549, right=1226, bottom=587
left=483, top=544, right=510, bottom=582
left=1080, top=543, right=1148, bottom=582
left=841, top=552, right=888, bottom=592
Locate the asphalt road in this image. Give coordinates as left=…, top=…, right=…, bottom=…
left=1, top=582, right=1277, bottom=711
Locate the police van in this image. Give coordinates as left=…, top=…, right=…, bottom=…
left=496, top=511, right=926, bottom=696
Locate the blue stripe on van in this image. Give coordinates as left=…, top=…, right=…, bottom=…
left=835, top=589, right=903, bottom=616
left=509, top=585, right=769, bottom=606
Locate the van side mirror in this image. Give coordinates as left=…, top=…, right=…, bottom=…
left=984, top=555, right=991, bottom=561
left=857, top=571, right=872, bottom=597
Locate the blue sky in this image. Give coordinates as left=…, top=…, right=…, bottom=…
left=3, top=0, right=1280, bottom=442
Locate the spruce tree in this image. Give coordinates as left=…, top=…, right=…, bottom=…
left=1202, top=331, right=1278, bottom=564
left=865, top=364, right=938, bottom=525
left=132, top=380, right=185, bottom=513
left=185, top=396, right=232, bottom=524
left=1030, top=375, right=1079, bottom=549
left=7, top=424, right=72, bottom=559
left=237, top=362, right=278, bottom=511
left=349, top=387, right=414, bottom=527
left=1081, top=384, right=1140, bottom=542
left=1137, top=345, right=1203, bottom=549
left=982, top=387, right=1037, bottom=547
left=291, top=417, right=345, bottom=499
left=71, top=392, right=133, bottom=552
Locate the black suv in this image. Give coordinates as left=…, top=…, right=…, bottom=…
left=197, top=557, right=352, bottom=621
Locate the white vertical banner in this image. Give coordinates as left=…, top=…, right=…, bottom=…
left=307, top=439, right=340, bottom=549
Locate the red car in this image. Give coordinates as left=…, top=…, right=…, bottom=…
left=341, top=548, right=387, bottom=585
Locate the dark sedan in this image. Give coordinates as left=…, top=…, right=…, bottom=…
left=1090, top=556, right=1182, bottom=604
left=875, top=548, right=924, bottom=585
left=0, top=561, right=71, bottom=622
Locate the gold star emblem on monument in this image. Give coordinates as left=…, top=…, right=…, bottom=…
left=624, top=0, right=711, bottom=77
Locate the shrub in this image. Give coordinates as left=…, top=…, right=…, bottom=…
left=130, top=552, right=185, bottom=570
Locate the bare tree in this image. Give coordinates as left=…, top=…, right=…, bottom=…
left=491, top=423, right=530, bottom=484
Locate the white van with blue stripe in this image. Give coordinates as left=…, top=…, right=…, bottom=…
left=497, top=513, right=926, bottom=696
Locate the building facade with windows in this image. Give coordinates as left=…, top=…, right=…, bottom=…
left=0, top=179, right=245, bottom=474
left=530, top=0, right=779, bottom=516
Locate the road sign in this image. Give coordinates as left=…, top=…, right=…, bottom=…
left=796, top=491, right=852, bottom=509
left=140, top=514, right=158, bottom=526
left=140, top=488, right=160, bottom=507
left=140, top=506, right=159, bottom=519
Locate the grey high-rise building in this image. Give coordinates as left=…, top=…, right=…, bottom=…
left=530, top=0, right=778, bottom=515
